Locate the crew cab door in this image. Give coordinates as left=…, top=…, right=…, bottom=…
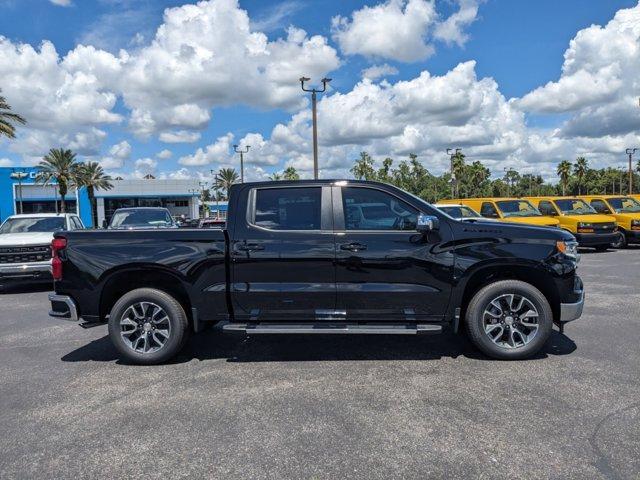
left=333, top=185, right=453, bottom=322
left=230, top=185, right=336, bottom=321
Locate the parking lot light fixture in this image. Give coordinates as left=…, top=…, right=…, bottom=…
left=300, top=76, right=331, bottom=180
left=626, top=148, right=637, bottom=194
left=233, top=145, right=250, bottom=184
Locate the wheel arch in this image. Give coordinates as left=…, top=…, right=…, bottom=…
left=456, top=263, right=561, bottom=330
left=99, top=265, right=193, bottom=328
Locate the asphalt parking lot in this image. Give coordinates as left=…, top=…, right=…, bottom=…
left=0, top=248, right=638, bottom=480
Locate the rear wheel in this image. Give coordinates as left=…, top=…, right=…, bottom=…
left=108, top=288, right=189, bottom=365
left=465, top=280, right=553, bottom=360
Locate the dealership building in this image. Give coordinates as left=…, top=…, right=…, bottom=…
left=0, top=167, right=202, bottom=227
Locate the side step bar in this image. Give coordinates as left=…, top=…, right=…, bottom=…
left=222, top=323, right=442, bottom=335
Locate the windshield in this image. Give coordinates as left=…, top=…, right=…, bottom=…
left=607, top=197, right=640, bottom=213
left=110, top=210, right=173, bottom=228
left=496, top=200, right=542, bottom=217
left=554, top=199, right=596, bottom=215
left=438, top=206, right=479, bottom=218
left=0, top=217, right=66, bottom=234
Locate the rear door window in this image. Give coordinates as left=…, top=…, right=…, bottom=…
left=254, top=187, right=322, bottom=230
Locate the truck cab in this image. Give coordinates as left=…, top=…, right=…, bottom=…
left=525, top=197, right=617, bottom=250
left=580, top=195, right=640, bottom=248
left=445, top=198, right=560, bottom=227
left=48, top=181, right=584, bottom=364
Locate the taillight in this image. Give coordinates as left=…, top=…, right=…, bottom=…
left=51, top=238, right=67, bottom=281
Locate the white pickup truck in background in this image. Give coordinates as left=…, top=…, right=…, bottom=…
left=0, top=213, right=85, bottom=291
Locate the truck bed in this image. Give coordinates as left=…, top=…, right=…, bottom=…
left=54, top=228, right=228, bottom=323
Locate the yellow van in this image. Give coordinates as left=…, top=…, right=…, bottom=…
left=580, top=195, right=640, bottom=248
left=525, top=197, right=617, bottom=250
left=446, top=198, right=560, bottom=227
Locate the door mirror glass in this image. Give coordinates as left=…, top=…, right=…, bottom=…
left=417, top=214, right=439, bottom=233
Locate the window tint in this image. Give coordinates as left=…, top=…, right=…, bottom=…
left=438, top=206, right=479, bottom=218
left=342, top=187, right=417, bottom=231
left=590, top=199, right=611, bottom=214
left=0, top=217, right=66, bottom=233
left=553, top=199, right=594, bottom=215
left=480, top=202, right=500, bottom=218
left=607, top=197, right=640, bottom=213
left=496, top=200, right=542, bottom=217
left=254, top=187, right=321, bottom=230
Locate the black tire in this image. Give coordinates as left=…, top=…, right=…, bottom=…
left=108, top=288, right=189, bottom=365
left=611, top=232, right=627, bottom=249
left=465, top=280, right=553, bottom=360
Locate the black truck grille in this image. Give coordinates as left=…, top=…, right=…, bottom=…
left=0, top=245, right=51, bottom=264
left=593, top=222, right=616, bottom=233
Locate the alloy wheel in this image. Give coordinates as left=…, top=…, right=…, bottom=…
left=482, top=293, right=539, bottom=349
left=119, top=302, right=171, bottom=354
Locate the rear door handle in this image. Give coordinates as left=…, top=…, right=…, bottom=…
left=340, top=242, right=367, bottom=252
left=237, top=243, right=265, bottom=252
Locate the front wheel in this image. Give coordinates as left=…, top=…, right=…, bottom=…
left=465, top=280, right=553, bottom=360
left=611, top=232, right=627, bottom=249
left=108, top=288, right=189, bottom=365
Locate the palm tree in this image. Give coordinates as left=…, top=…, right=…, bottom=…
left=268, top=172, right=283, bottom=181
left=283, top=166, right=300, bottom=181
left=215, top=168, right=239, bottom=199
left=573, top=157, right=588, bottom=195
left=76, top=161, right=113, bottom=228
left=0, top=89, right=26, bottom=139
left=451, top=151, right=466, bottom=197
left=557, top=160, right=573, bottom=196
left=36, top=148, right=80, bottom=213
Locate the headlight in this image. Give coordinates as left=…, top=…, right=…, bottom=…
left=577, top=222, right=594, bottom=233
left=632, top=220, right=640, bottom=229
left=556, top=240, right=579, bottom=260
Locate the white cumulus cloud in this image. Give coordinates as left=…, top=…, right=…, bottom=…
left=332, top=0, right=438, bottom=62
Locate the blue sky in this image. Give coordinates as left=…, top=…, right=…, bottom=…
left=1, top=0, right=639, bottom=181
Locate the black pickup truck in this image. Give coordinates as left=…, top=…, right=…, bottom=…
left=49, top=180, right=584, bottom=364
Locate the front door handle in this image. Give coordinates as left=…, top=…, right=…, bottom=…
left=340, top=242, right=367, bottom=252
left=237, top=243, right=265, bottom=252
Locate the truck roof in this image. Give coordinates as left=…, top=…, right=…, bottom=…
left=232, top=179, right=390, bottom=189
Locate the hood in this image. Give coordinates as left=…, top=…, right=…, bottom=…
left=464, top=219, right=574, bottom=242
left=500, top=217, right=560, bottom=227
left=562, top=213, right=617, bottom=223
left=0, top=232, right=54, bottom=246
left=612, top=212, right=640, bottom=221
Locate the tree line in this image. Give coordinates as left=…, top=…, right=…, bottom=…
left=349, top=151, right=640, bottom=202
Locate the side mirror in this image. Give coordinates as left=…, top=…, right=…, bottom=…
left=417, top=214, right=439, bottom=233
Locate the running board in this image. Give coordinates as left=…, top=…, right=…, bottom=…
left=222, top=323, right=442, bottom=335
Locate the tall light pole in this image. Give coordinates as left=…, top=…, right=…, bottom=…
left=10, top=168, right=28, bottom=214
left=300, top=76, right=331, bottom=179
left=199, top=181, right=208, bottom=217
left=446, top=148, right=461, bottom=197
left=626, top=148, right=637, bottom=194
left=233, top=145, right=250, bottom=183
